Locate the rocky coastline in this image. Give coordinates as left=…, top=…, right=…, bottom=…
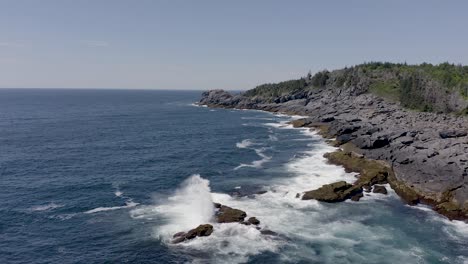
left=198, top=87, right=468, bottom=222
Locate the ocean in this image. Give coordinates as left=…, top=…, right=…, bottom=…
left=0, top=89, right=467, bottom=263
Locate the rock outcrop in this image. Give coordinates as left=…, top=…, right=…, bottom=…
left=215, top=204, right=247, bottom=223
left=172, top=224, right=214, bottom=244
left=302, top=181, right=362, bottom=202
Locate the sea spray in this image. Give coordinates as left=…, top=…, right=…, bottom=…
left=151, top=174, right=215, bottom=239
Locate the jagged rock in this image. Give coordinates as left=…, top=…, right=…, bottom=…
left=172, top=224, right=213, bottom=244
left=216, top=205, right=247, bottom=223
left=302, top=181, right=362, bottom=202
left=247, top=217, right=260, bottom=225
left=185, top=224, right=213, bottom=239
left=372, top=185, right=388, bottom=194
left=439, top=130, right=467, bottom=139
left=363, top=185, right=372, bottom=193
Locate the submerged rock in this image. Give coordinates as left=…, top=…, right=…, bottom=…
left=247, top=217, right=260, bottom=225
left=260, top=229, right=278, bottom=236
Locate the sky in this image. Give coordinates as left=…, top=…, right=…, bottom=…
left=0, top=0, right=467, bottom=90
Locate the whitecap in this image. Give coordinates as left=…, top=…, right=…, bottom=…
left=84, top=201, right=139, bottom=214
left=268, top=135, right=278, bottom=141
left=30, top=202, right=63, bottom=212
left=234, top=147, right=271, bottom=170
left=236, top=139, right=254, bottom=149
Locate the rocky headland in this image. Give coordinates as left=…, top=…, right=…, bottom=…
left=198, top=62, right=468, bottom=221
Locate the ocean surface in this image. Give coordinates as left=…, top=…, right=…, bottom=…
left=0, top=89, right=467, bottom=264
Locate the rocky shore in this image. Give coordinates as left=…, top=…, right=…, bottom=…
left=198, top=86, right=468, bottom=221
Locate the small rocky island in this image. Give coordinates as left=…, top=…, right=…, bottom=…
left=199, top=62, right=468, bottom=221
left=172, top=203, right=275, bottom=244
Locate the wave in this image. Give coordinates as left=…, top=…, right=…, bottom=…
left=130, top=174, right=282, bottom=263
left=189, top=103, right=207, bottom=108
left=84, top=201, right=139, bottom=214
left=85, top=186, right=138, bottom=214
left=145, top=174, right=215, bottom=238
left=410, top=204, right=468, bottom=240
left=264, top=121, right=290, bottom=128
left=268, top=135, right=278, bottom=141
left=241, top=117, right=275, bottom=120
left=234, top=147, right=271, bottom=170
left=30, top=202, right=63, bottom=212
left=236, top=139, right=254, bottom=149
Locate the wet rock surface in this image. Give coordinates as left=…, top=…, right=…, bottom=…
left=373, top=185, right=388, bottom=195
left=172, top=224, right=214, bottom=244
left=216, top=205, right=247, bottom=223
left=302, top=181, right=362, bottom=202
left=199, top=88, right=468, bottom=220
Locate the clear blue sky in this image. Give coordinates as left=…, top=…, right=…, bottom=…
left=1, top=0, right=467, bottom=90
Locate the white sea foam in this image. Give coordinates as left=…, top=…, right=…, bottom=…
left=268, top=135, right=278, bottom=141
left=190, top=103, right=208, bottom=108
left=264, top=121, right=290, bottom=128
left=30, top=202, right=63, bottom=212
left=146, top=174, right=215, bottom=238
left=234, top=147, right=271, bottom=170
left=235, top=139, right=271, bottom=170
left=410, top=204, right=468, bottom=240
left=85, top=201, right=139, bottom=214
left=235, top=139, right=254, bottom=149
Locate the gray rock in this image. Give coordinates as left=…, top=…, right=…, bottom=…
left=372, top=185, right=388, bottom=195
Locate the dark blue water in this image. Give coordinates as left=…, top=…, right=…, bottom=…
left=0, top=89, right=467, bottom=264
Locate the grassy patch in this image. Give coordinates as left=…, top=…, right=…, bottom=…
left=369, top=80, right=400, bottom=101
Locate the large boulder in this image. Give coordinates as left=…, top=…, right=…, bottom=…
left=290, top=118, right=312, bottom=128
left=216, top=205, right=247, bottom=223
left=302, top=181, right=362, bottom=202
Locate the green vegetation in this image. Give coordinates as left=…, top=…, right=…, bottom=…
left=368, top=80, right=400, bottom=101
left=244, top=62, right=468, bottom=114
left=310, top=70, right=329, bottom=87
left=243, top=78, right=307, bottom=98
